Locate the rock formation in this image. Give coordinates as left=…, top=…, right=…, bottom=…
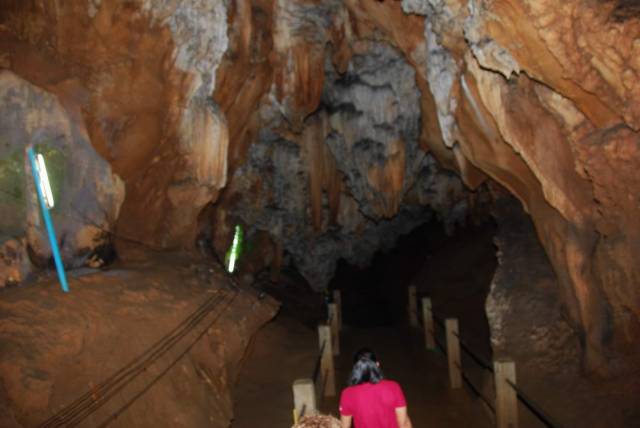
left=0, top=70, right=124, bottom=285
left=397, top=0, right=640, bottom=375
left=0, top=1, right=229, bottom=252
left=1, top=0, right=640, bottom=424
left=224, top=37, right=470, bottom=288
left=489, top=196, right=640, bottom=426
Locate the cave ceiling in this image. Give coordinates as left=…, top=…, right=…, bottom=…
left=0, top=0, right=639, bottom=373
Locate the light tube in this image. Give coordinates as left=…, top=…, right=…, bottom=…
left=36, top=153, right=55, bottom=209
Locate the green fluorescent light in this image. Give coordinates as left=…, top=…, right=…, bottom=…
left=226, top=225, right=243, bottom=273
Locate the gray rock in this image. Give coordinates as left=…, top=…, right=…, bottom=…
left=401, top=0, right=431, bottom=15
left=487, top=198, right=580, bottom=372
left=323, top=41, right=421, bottom=219
left=0, top=71, right=124, bottom=279
left=464, top=1, right=521, bottom=79
left=141, top=0, right=229, bottom=97
left=424, top=21, right=459, bottom=148
left=229, top=41, right=471, bottom=289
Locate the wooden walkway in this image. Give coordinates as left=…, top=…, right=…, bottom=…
left=232, top=316, right=492, bottom=427
left=322, top=326, right=493, bottom=427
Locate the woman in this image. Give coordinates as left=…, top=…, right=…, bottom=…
left=339, top=348, right=413, bottom=428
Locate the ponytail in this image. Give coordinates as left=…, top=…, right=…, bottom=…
left=349, top=348, right=384, bottom=385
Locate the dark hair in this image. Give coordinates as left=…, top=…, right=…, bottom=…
left=349, top=348, right=384, bottom=386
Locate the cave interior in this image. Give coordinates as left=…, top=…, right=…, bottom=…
left=0, top=0, right=640, bottom=427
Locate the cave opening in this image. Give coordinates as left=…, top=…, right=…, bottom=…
left=329, top=217, right=497, bottom=358
left=231, top=215, right=500, bottom=428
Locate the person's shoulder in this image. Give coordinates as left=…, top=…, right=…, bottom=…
left=341, top=384, right=358, bottom=396
left=379, top=379, right=403, bottom=391
left=341, top=384, right=364, bottom=403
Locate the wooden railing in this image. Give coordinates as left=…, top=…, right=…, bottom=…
left=408, top=285, right=564, bottom=428
left=292, top=290, right=342, bottom=424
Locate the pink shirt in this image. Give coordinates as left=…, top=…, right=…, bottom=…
left=339, top=380, right=407, bottom=428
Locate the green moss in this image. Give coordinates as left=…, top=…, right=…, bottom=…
left=0, top=148, right=26, bottom=235
left=0, top=149, right=25, bottom=200
left=0, top=144, right=68, bottom=235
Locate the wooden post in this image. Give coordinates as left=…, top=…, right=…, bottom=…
left=328, top=303, right=340, bottom=356
left=422, top=297, right=436, bottom=350
left=318, top=325, right=336, bottom=397
left=408, top=285, right=418, bottom=327
left=445, top=318, right=462, bottom=389
left=292, top=378, right=317, bottom=422
left=332, top=290, right=342, bottom=331
left=494, top=359, right=518, bottom=428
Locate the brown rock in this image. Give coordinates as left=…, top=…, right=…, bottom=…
left=0, top=261, right=278, bottom=427
left=2, top=0, right=639, bottom=385
left=0, top=238, right=29, bottom=288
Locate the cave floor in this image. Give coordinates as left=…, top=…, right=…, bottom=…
left=0, top=255, right=278, bottom=428
left=231, top=314, right=493, bottom=427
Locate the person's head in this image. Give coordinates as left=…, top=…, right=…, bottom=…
left=349, top=347, right=384, bottom=386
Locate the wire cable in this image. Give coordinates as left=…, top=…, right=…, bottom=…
left=506, top=379, right=564, bottom=428
left=432, top=309, right=562, bottom=428
left=95, top=291, right=240, bottom=427
left=38, top=291, right=231, bottom=427
left=454, top=362, right=495, bottom=413
left=0, top=186, right=169, bottom=255
left=452, top=330, right=494, bottom=373
left=42, top=295, right=225, bottom=427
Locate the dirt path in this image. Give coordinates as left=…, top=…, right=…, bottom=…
left=323, top=326, right=493, bottom=427
left=0, top=258, right=277, bottom=428
left=231, top=314, right=318, bottom=428
left=232, top=315, right=493, bottom=427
